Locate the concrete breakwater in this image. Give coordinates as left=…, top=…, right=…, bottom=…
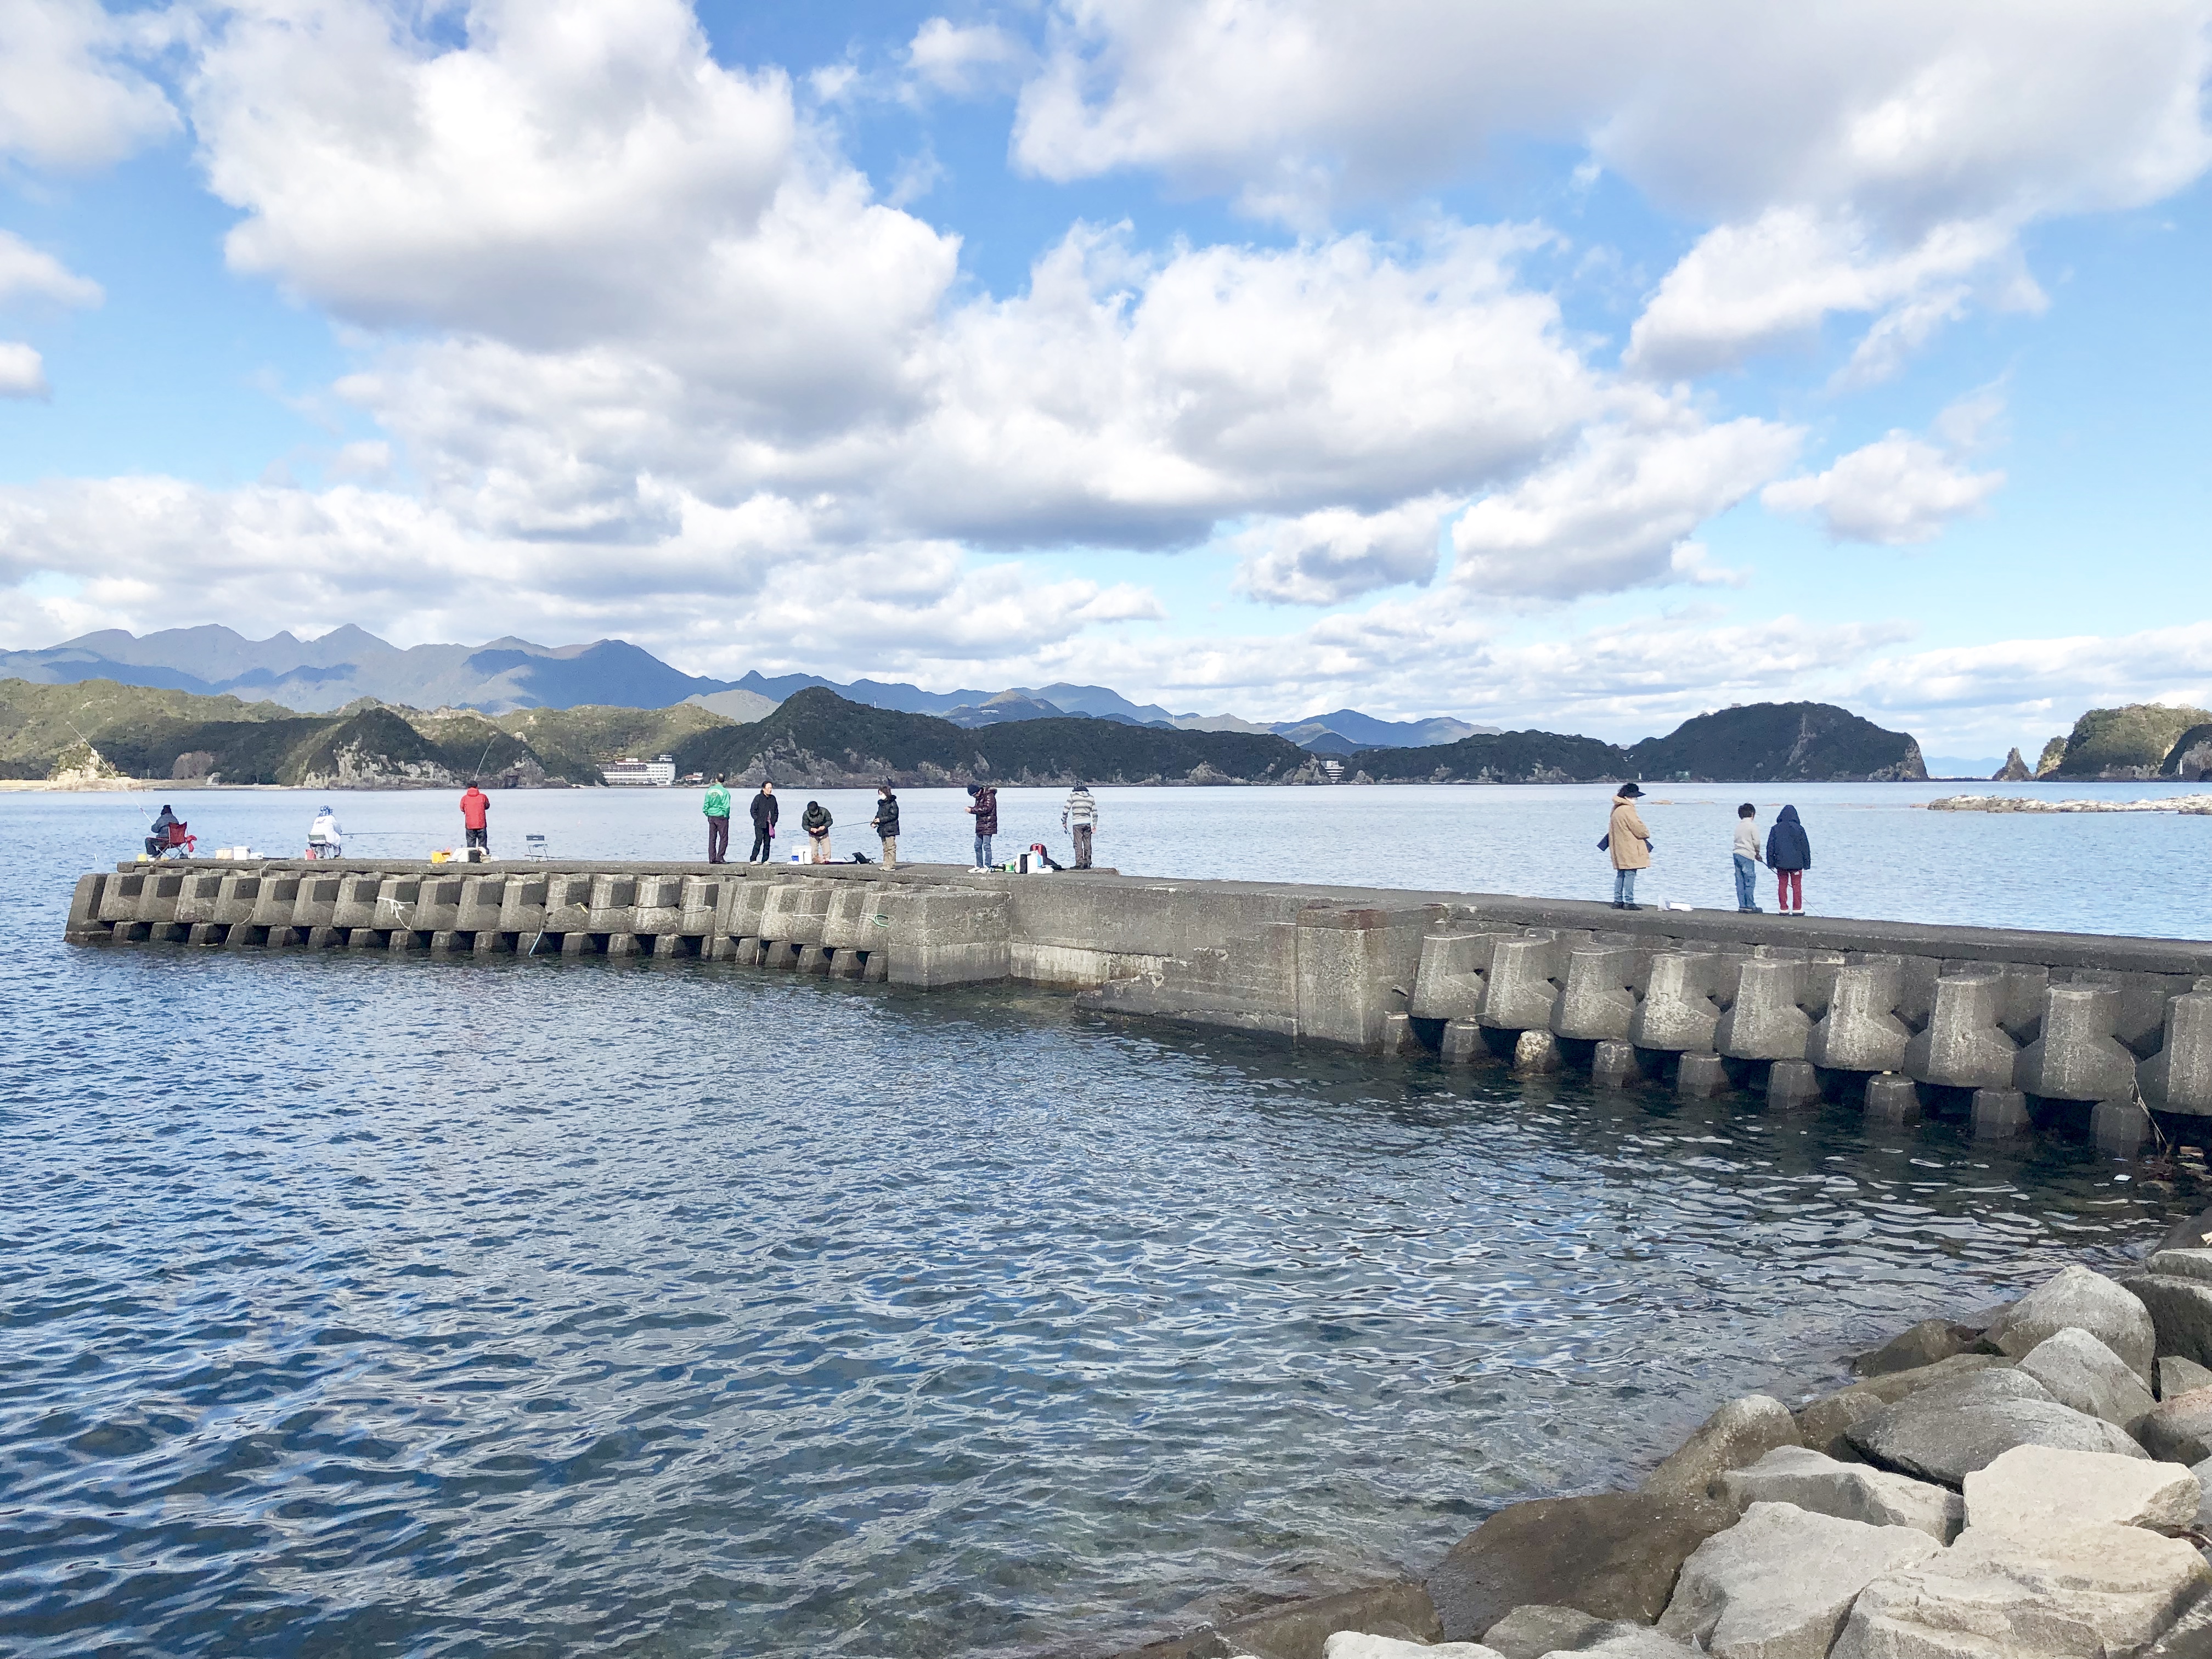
left=65, top=859, right=2212, bottom=1152
left=1118, top=1244, right=2212, bottom=1659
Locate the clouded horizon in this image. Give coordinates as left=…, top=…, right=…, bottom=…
left=1, top=0, right=2208, bottom=750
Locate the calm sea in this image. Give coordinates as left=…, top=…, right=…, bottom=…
left=2, top=783, right=2200, bottom=1657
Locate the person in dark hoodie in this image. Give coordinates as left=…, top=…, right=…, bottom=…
left=1765, top=804, right=1812, bottom=916
left=748, top=781, right=779, bottom=862
left=870, top=783, right=900, bottom=871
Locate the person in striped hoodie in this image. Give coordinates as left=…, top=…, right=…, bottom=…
left=1062, top=785, right=1098, bottom=868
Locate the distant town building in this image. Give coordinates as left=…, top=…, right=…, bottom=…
left=602, top=754, right=678, bottom=787
left=1322, top=759, right=1345, bottom=782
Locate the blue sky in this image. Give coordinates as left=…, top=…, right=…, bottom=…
left=1, top=0, right=2208, bottom=755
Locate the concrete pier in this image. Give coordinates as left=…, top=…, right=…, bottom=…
left=65, top=859, right=2212, bottom=1143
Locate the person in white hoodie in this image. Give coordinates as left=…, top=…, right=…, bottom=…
left=308, top=804, right=345, bottom=859
left=1732, top=803, right=1762, bottom=913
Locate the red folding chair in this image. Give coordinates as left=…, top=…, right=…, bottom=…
left=160, top=821, right=196, bottom=859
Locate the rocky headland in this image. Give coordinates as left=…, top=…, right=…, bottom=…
left=1108, top=1214, right=2212, bottom=1659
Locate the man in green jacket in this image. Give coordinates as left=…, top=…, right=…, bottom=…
left=703, top=774, right=732, bottom=864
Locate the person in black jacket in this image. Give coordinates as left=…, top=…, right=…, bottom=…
left=870, top=783, right=900, bottom=871
left=801, top=799, right=833, bottom=864
left=748, top=781, right=779, bottom=862
left=1765, top=803, right=1812, bottom=916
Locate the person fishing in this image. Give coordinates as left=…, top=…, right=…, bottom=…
left=459, top=781, right=491, bottom=857
left=145, top=803, right=181, bottom=859
left=800, top=799, right=833, bottom=863
left=307, top=804, right=344, bottom=858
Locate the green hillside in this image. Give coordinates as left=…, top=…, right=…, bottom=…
left=1349, top=729, right=1632, bottom=782
left=1627, top=702, right=1925, bottom=782
left=2050, top=703, right=2212, bottom=778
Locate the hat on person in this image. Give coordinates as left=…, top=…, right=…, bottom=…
left=1617, top=781, right=1644, bottom=797
left=966, top=783, right=980, bottom=795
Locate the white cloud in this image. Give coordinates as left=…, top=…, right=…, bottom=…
left=1449, top=413, right=1800, bottom=599
left=0, top=0, right=177, bottom=170
left=0, top=342, right=50, bottom=399
left=1762, top=432, right=2002, bottom=544
left=908, top=18, right=1030, bottom=97
left=0, top=232, right=104, bottom=309
left=1232, top=495, right=1449, bottom=605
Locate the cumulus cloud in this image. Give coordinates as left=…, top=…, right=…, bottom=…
left=1449, top=413, right=1799, bottom=599
left=0, top=233, right=105, bottom=309
left=0, top=342, right=51, bottom=399
left=1232, top=495, right=1448, bottom=605
left=1762, top=432, right=2002, bottom=544
left=908, top=18, right=1030, bottom=97
left=0, top=0, right=177, bottom=170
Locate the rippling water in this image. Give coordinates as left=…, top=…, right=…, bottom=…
left=1, top=792, right=2198, bottom=1657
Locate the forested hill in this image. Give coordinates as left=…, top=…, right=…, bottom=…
left=675, top=688, right=1322, bottom=785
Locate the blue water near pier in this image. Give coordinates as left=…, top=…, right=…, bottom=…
left=2, top=787, right=2203, bottom=1657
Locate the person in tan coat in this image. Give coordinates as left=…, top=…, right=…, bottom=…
left=1607, top=782, right=1652, bottom=909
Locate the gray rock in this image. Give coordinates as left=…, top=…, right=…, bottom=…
left=1544, top=1635, right=1700, bottom=1659
left=2017, top=1325, right=2157, bottom=1429
left=1963, top=1443, right=2200, bottom=1533
left=2141, top=1387, right=2212, bottom=1463
left=2164, top=1356, right=2212, bottom=1400
left=1428, top=1492, right=1738, bottom=1642
left=1218, top=1583, right=1443, bottom=1659
left=1793, top=1389, right=1883, bottom=1460
left=1720, top=1446, right=1961, bottom=1542
left=1832, top=1521, right=2211, bottom=1659
left=1844, top=1369, right=2151, bottom=1487
left=1990, top=1265, right=2155, bottom=1384
left=2160, top=1206, right=2212, bottom=1255
left=1849, top=1353, right=2009, bottom=1406
left=1641, top=1395, right=1801, bottom=1499
left=2136, top=1586, right=2212, bottom=1659
left=1318, top=1637, right=1498, bottom=1659
left=2196, top=1457, right=2212, bottom=1530
left=1481, top=1606, right=1624, bottom=1659
left=1658, top=1501, right=1938, bottom=1659
left=2129, top=1273, right=2212, bottom=1369
left=2152, top=1249, right=2212, bottom=1283
left=1852, top=1319, right=1989, bottom=1378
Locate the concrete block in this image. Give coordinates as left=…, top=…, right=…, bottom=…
left=429, top=929, right=463, bottom=953
left=821, top=882, right=889, bottom=952
left=1678, top=1052, right=1728, bottom=1098
left=723, top=877, right=774, bottom=942
left=473, top=929, right=511, bottom=956
left=1481, top=932, right=1572, bottom=1031
left=1972, top=1088, right=2030, bottom=1138
left=306, top=926, right=343, bottom=950
left=387, top=928, right=421, bottom=952
left=250, top=874, right=302, bottom=929
left=585, top=874, right=639, bottom=935
left=1552, top=944, right=1647, bottom=1041
left=1905, top=970, right=2025, bottom=1091
left=292, top=875, right=341, bottom=929
left=1767, top=1058, right=1821, bottom=1109
left=1408, top=929, right=1506, bottom=1022
left=345, top=927, right=381, bottom=950
left=2092, top=1098, right=2150, bottom=1154
left=886, top=889, right=1011, bottom=989
left=1716, top=955, right=1843, bottom=1062
left=1808, top=957, right=1923, bottom=1076
left=411, top=876, right=462, bottom=932
left=212, top=874, right=261, bottom=926
left=330, top=873, right=382, bottom=930
left=174, top=872, right=227, bottom=927
left=544, top=875, right=593, bottom=934
left=64, top=873, right=111, bottom=943
left=1440, top=1018, right=1488, bottom=1063
left=188, top=922, right=225, bottom=946
left=559, top=931, right=597, bottom=957
left=371, top=877, right=421, bottom=932
left=1296, top=903, right=1433, bottom=1051
left=1379, top=1010, right=1417, bottom=1056
left=1591, top=1039, right=1645, bottom=1087
left=133, top=870, right=186, bottom=926
left=827, top=946, right=865, bottom=978
left=632, top=874, right=684, bottom=937
left=677, top=874, right=723, bottom=936
left=2141, top=993, right=2212, bottom=1116
left=1512, top=1028, right=1560, bottom=1074
left=759, top=882, right=832, bottom=947
left=498, top=874, right=549, bottom=934
left=1865, top=1074, right=1921, bottom=1122
left=456, top=875, right=506, bottom=933
left=1633, top=952, right=1736, bottom=1053
left=861, top=951, right=889, bottom=983
left=793, top=943, right=830, bottom=974
left=605, top=932, right=641, bottom=958
left=95, top=872, right=144, bottom=923
left=263, top=926, right=300, bottom=948
left=2015, top=983, right=2137, bottom=1102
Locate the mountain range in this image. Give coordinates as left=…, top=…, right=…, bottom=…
left=0, top=626, right=1497, bottom=753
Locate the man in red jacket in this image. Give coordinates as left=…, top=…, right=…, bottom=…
left=459, top=781, right=491, bottom=857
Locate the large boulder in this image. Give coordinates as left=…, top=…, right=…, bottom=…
left=2126, top=1260, right=2212, bottom=1369
left=1852, top=1320, right=1989, bottom=1378
left=1553, top=1634, right=1700, bottom=1659
left=1480, top=1607, right=1627, bottom=1659
left=2162, top=1356, right=2212, bottom=1401
left=1657, top=1502, right=1938, bottom=1659
left=1843, top=1369, right=2150, bottom=1487
left=1318, top=1638, right=1496, bottom=1659
left=1793, top=1389, right=1884, bottom=1460
left=1989, top=1266, right=2154, bottom=1384
left=1852, top=1353, right=2008, bottom=1406
left=2160, top=1207, right=2212, bottom=1254
left=1963, top=1444, right=2200, bottom=1534
left=1427, top=1492, right=1737, bottom=1642
left=2016, top=1326, right=2156, bottom=1429
left=1641, top=1395, right=1801, bottom=1499
left=2140, top=1386, right=2212, bottom=1463
left=1720, top=1446, right=1961, bottom=1542
left=1832, top=1522, right=2210, bottom=1659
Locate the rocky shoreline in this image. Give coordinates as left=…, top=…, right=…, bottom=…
left=1928, top=794, right=2212, bottom=815
left=1107, top=1206, right=2212, bottom=1659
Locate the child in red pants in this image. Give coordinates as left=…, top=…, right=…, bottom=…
left=1764, top=803, right=1811, bottom=915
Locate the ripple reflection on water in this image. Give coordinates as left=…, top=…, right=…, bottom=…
left=0, top=869, right=2191, bottom=1657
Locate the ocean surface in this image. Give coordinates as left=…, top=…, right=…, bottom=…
left=3, top=783, right=2203, bottom=1658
